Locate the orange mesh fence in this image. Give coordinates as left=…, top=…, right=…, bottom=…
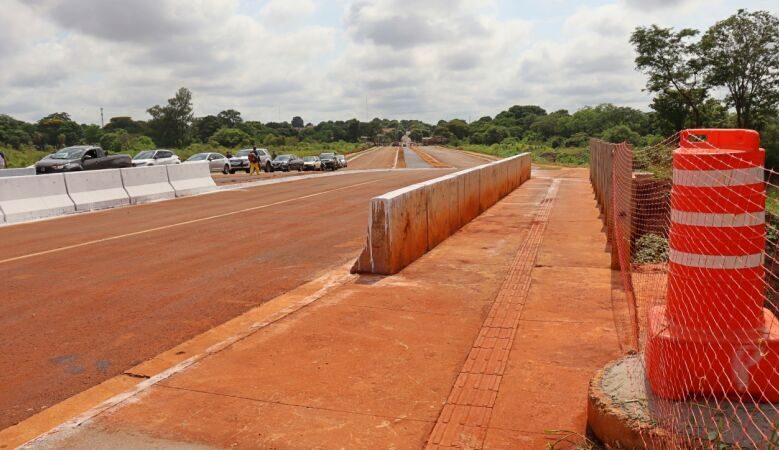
left=591, top=129, right=779, bottom=449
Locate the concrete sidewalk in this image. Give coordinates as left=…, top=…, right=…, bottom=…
left=19, top=168, right=622, bottom=450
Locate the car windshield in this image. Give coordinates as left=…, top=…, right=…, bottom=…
left=187, top=153, right=208, bottom=161
left=275, top=155, right=291, bottom=161
left=303, top=156, right=318, bottom=161
left=134, top=151, right=155, bottom=160
left=236, top=150, right=252, bottom=157
left=320, top=154, right=334, bottom=160
left=51, top=147, right=86, bottom=160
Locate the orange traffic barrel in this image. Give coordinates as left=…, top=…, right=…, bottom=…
left=645, top=129, right=779, bottom=402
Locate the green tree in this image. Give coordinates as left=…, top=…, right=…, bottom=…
left=630, top=25, right=708, bottom=126
left=209, top=127, right=252, bottom=148
left=217, top=109, right=243, bottom=128
left=147, top=87, right=194, bottom=148
left=82, top=124, right=104, bottom=145
left=602, top=125, right=642, bottom=146
left=36, top=112, right=82, bottom=148
left=192, top=115, right=221, bottom=143
left=291, top=116, right=305, bottom=128
left=700, top=9, right=779, bottom=129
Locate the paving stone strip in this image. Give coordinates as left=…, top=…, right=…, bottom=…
left=425, top=179, right=561, bottom=450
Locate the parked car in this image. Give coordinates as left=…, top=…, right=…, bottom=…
left=336, top=154, right=347, bottom=168
left=302, top=156, right=322, bottom=171
left=132, top=149, right=180, bottom=167
left=229, top=148, right=271, bottom=174
left=319, top=153, right=338, bottom=171
left=35, top=146, right=131, bottom=174
left=186, top=152, right=231, bottom=174
left=270, top=154, right=304, bottom=172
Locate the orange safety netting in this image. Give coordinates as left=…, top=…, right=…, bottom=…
left=590, top=130, right=779, bottom=449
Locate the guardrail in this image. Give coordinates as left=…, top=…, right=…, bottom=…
left=351, top=153, right=532, bottom=275
left=0, top=162, right=216, bottom=224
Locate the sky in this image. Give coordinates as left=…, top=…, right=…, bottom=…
left=1, top=0, right=777, bottom=125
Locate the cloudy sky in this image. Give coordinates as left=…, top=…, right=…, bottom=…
left=1, top=0, right=776, bottom=125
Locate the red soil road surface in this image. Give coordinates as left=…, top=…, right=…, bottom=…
left=0, top=169, right=451, bottom=430
left=416, top=146, right=495, bottom=169
left=344, top=146, right=399, bottom=170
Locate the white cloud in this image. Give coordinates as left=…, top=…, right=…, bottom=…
left=0, top=0, right=776, bottom=124
left=259, top=0, right=317, bottom=26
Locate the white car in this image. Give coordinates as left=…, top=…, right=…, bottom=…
left=302, top=156, right=322, bottom=171
left=186, top=152, right=231, bottom=174
left=132, top=149, right=180, bottom=167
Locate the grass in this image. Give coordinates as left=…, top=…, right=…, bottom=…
left=1, top=142, right=371, bottom=168
left=452, top=142, right=589, bottom=167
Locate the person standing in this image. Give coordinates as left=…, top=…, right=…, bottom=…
left=248, top=147, right=261, bottom=175
left=0, top=151, right=6, bottom=169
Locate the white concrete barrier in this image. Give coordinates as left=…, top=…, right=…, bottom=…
left=353, top=152, right=532, bottom=275
left=166, top=162, right=216, bottom=197
left=0, top=174, right=75, bottom=223
left=0, top=168, right=36, bottom=177
left=120, top=165, right=175, bottom=204
left=64, top=169, right=130, bottom=212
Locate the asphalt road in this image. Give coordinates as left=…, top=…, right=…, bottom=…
left=344, top=147, right=399, bottom=170
left=0, top=169, right=451, bottom=430
left=416, top=146, right=495, bottom=168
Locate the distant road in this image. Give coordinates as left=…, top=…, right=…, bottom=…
left=0, top=169, right=451, bottom=430
left=416, top=146, right=495, bottom=168
left=345, top=147, right=399, bottom=170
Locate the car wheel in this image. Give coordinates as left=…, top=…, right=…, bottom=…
left=229, top=169, right=236, bottom=174
left=265, top=162, right=271, bottom=172
left=245, top=169, right=250, bottom=174
left=298, top=165, right=302, bottom=172
left=223, top=165, right=229, bottom=174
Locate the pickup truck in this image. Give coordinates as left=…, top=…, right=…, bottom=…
left=35, top=146, right=132, bottom=174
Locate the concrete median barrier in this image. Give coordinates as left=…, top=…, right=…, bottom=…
left=120, top=165, right=176, bottom=204
left=353, top=152, right=531, bottom=275
left=0, top=173, right=75, bottom=223
left=0, top=168, right=36, bottom=177
left=459, top=167, right=481, bottom=224
left=65, top=169, right=130, bottom=212
left=427, top=173, right=463, bottom=249
left=167, top=162, right=216, bottom=197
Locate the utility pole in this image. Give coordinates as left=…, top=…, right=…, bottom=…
left=100, top=107, right=104, bottom=128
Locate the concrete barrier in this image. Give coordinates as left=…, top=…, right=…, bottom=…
left=65, top=169, right=130, bottom=212
left=353, top=152, right=531, bottom=275
left=426, top=173, right=462, bottom=249
left=166, top=162, right=216, bottom=197
left=121, top=165, right=176, bottom=204
left=0, top=173, right=75, bottom=223
left=0, top=168, right=36, bottom=177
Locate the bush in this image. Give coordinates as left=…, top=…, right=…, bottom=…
left=633, top=234, right=669, bottom=264
left=209, top=127, right=252, bottom=148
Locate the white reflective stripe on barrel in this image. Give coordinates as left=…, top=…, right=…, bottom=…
left=671, top=210, right=765, bottom=227
left=669, top=249, right=763, bottom=269
left=673, top=167, right=763, bottom=187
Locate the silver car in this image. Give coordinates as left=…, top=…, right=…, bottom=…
left=132, top=149, right=180, bottom=167
left=229, top=148, right=271, bottom=173
left=185, top=152, right=231, bottom=174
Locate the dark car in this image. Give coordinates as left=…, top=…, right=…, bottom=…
left=319, top=153, right=338, bottom=171
left=270, top=154, right=304, bottom=172
left=35, top=146, right=132, bottom=174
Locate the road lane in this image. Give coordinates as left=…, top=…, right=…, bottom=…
left=344, top=147, right=398, bottom=170
left=416, top=146, right=495, bottom=168
left=0, top=169, right=450, bottom=429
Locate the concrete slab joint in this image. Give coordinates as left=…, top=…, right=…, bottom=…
left=352, top=153, right=532, bottom=275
